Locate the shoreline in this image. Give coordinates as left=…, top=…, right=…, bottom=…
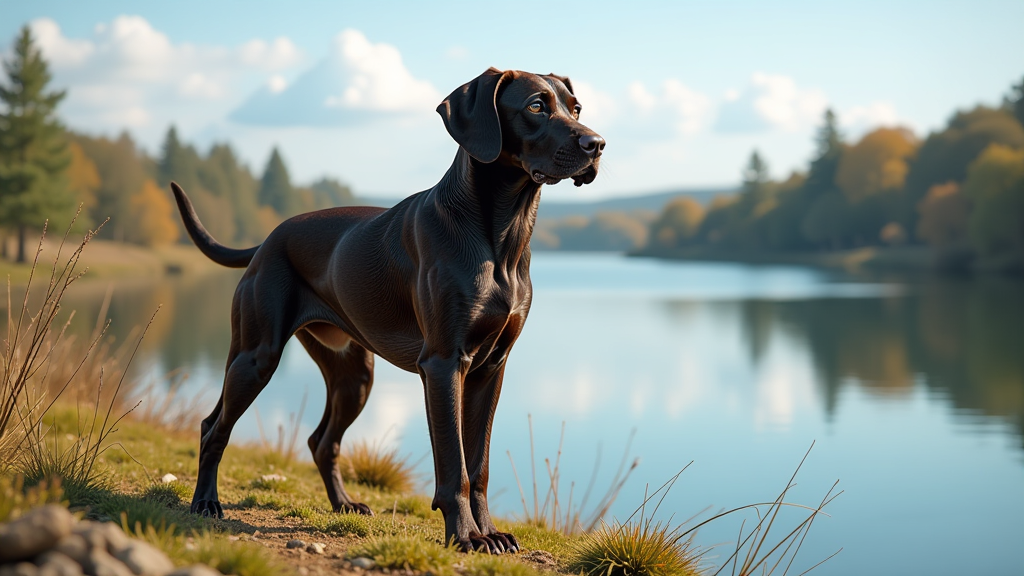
left=627, top=245, right=965, bottom=276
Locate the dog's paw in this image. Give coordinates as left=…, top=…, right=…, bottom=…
left=190, top=499, right=224, bottom=519
left=486, top=531, right=519, bottom=553
left=337, top=502, right=374, bottom=516
left=455, top=533, right=511, bottom=555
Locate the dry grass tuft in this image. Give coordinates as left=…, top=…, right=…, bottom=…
left=568, top=470, right=704, bottom=576
left=508, top=415, right=639, bottom=535
left=570, top=519, right=703, bottom=576
left=0, top=214, right=161, bottom=512
left=339, top=439, right=415, bottom=494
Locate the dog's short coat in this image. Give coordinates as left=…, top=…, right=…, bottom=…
left=172, top=67, right=604, bottom=554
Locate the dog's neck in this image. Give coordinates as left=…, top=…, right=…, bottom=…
left=432, top=148, right=542, bottom=270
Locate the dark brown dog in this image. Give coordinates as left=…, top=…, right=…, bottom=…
left=171, top=67, right=603, bottom=554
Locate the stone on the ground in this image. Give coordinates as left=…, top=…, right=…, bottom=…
left=82, top=548, right=134, bottom=576
left=166, top=567, right=221, bottom=576
left=349, top=557, right=375, bottom=569
left=53, top=535, right=89, bottom=566
left=0, top=505, right=76, bottom=562
left=73, top=522, right=131, bottom=557
left=114, top=540, right=175, bottom=576
left=159, top=474, right=178, bottom=484
left=259, top=474, right=286, bottom=483
left=0, top=562, right=39, bottom=576
left=284, top=539, right=305, bottom=549
left=33, top=551, right=83, bottom=576
left=304, top=543, right=325, bottom=555
left=1, top=508, right=226, bottom=576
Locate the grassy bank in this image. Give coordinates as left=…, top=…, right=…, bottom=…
left=0, top=238, right=222, bottom=284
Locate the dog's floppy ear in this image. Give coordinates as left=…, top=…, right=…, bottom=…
left=437, top=67, right=511, bottom=163
left=547, top=73, right=574, bottom=95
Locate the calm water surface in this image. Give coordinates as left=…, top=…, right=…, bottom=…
left=58, top=253, right=1024, bottom=576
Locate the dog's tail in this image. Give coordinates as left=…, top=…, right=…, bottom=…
left=170, top=181, right=260, bottom=268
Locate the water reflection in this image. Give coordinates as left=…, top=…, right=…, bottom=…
left=729, top=279, right=1024, bottom=440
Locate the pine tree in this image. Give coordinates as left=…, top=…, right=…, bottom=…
left=258, top=147, right=298, bottom=216
left=741, top=149, right=770, bottom=205
left=803, top=109, right=844, bottom=197
left=158, top=126, right=201, bottom=192
left=0, top=26, right=75, bottom=262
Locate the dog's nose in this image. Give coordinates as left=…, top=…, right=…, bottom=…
left=579, top=134, right=605, bottom=158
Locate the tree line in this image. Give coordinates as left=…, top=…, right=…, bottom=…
left=647, top=78, right=1024, bottom=273
left=0, top=26, right=354, bottom=262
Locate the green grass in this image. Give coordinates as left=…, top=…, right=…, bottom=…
left=239, top=491, right=290, bottom=510
left=0, top=475, right=65, bottom=522
left=249, top=475, right=296, bottom=492
left=463, top=554, right=550, bottom=576
left=133, top=524, right=293, bottom=576
left=144, top=481, right=193, bottom=506
left=348, top=535, right=459, bottom=574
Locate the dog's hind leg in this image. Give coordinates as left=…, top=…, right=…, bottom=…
left=191, top=277, right=292, bottom=518
left=296, top=327, right=375, bottom=515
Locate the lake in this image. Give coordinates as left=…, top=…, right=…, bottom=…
left=53, top=252, right=1024, bottom=576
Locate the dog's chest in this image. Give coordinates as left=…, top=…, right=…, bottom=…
left=461, top=274, right=531, bottom=365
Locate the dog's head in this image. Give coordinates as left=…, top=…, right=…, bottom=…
left=437, top=68, right=604, bottom=187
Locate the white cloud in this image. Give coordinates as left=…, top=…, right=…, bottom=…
left=623, top=79, right=712, bottom=136
left=31, top=18, right=93, bottom=67
left=571, top=80, right=617, bottom=126
left=239, top=37, right=302, bottom=70
left=663, top=79, right=713, bottom=134
left=232, top=29, right=440, bottom=126
left=267, top=75, right=288, bottom=94
left=26, top=16, right=304, bottom=141
left=715, top=73, right=827, bottom=133
left=444, top=45, right=469, bottom=60
left=841, top=101, right=902, bottom=130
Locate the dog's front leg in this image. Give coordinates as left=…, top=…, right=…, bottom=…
left=419, top=354, right=505, bottom=554
left=463, top=364, right=519, bottom=553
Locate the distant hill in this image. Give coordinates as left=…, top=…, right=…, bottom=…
left=354, top=187, right=735, bottom=217
left=536, top=187, right=733, bottom=220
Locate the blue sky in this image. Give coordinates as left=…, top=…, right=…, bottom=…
left=2, top=0, right=1022, bottom=199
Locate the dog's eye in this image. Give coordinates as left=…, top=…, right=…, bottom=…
left=572, top=105, right=581, bottom=119
left=527, top=102, right=543, bottom=113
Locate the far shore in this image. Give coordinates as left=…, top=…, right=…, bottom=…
left=0, top=238, right=225, bottom=285
left=628, top=244, right=966, bottom=276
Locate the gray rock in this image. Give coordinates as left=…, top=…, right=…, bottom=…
left=159, top=474, right=177, bottom=484
left=51, top=534, right=90, bottom=567
left=0, top=562, right=40, bottom=576
left=34, top=551, right=84, bottom=576
left=73, top=523, right=130, bottom=556
left=304, top=542, right=325, bottom=555
left=0, top=505, right=75, bottom=562
left=114, top=540, right=175, bottom=576
left=166, top=567, right=221, bottom=576
left=82, top=548, right=135, bottom=576
left=284, top=539, right=305, bottom=549
left=349, top=557, right=376, bottom=569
